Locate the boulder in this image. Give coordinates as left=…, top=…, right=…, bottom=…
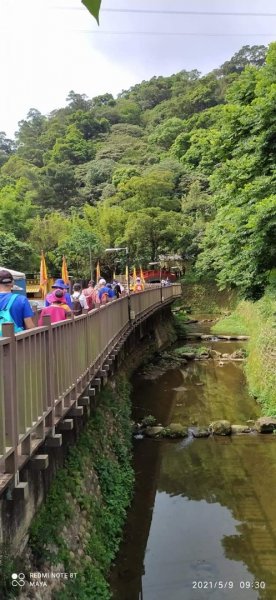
left=255, top=417, right=276, bottom=433
left=164, top=423, right=188, bottom=438
left=191, top=427, right=210, bottom=438
left=231, top=424, right=251, bottom=434
left=211, top=420, right=231, bottom=435
left=222, top=353, right=229, bottom=359
left=230, top=349, right=246, bottom=359
left=177, top=352, right=196, bottom=360
left=210, top=349, right=221, bottom=359
left=145, top=426, right=165, bottom=438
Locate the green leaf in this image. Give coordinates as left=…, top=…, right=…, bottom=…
left=82, top=0, right=101, bottom=24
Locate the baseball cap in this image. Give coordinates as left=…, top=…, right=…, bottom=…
left=0, top=269, right=13, bottom=284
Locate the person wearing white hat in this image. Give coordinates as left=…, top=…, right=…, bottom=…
left=133, top=276, right=144, bottom=293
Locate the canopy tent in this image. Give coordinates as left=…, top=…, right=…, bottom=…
left=0, top=267, right=26, bottom=294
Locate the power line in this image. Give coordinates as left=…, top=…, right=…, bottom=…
left=101, top=8, right=276, bottom=17
left=56, top=6, right=276, bottom=17
left=77, top=30, right=275, bottom=37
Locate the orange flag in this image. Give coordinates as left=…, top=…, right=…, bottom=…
left=140, top=265, right=145, bottom=285
left=39, top=251, right=48, bottom=299
left=132, top=266, right=137, bottom=281
left=96, top=261, right=101, bottom=282
left=61, top=256, right=69, bottom=285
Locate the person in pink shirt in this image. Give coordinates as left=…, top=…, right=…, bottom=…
left=38, top=290, right=71, bottom=325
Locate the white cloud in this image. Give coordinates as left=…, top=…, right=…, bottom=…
left=0, top=0, right=275, bottom=138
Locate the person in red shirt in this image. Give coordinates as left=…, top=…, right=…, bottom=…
left=83, top=280, right=97, bottom=310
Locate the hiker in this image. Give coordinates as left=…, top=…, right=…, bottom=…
left=45, top=279, right=72, bottom=309
left=38, top=289, right=71, bottom=325
left=0, top=269, right=35, bottom=334
left=83, top=280, right=97, bottom=310
left=133, top=277, right=144, bottom=293
left=97, top=279, right=114, bottom=304
left=71, top=283, right=88, bottom=315
left=113, top=280, right=121, bottom=299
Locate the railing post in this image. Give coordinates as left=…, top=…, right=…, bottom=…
left=42, top=315, right=55, bottom=434
left=2, top=323, right=19, bottom=484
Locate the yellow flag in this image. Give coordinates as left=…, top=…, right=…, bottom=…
left=61, top=256, right=69, bottom=285
left=96, top=261, right=101, bottom=282
left=140, top=265, right=145, bottom=285
left=133, top=266, right=137, bottom=281
left=125, top=264, right=129, bottom=286
left=113, top=270, right=116, bottom=281
left=39, top=251, right=48, bottom=299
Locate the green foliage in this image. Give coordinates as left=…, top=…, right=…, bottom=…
left=141, top=415, right=157, bottom=427
left=55, top=226, right=103, bottom=277
left=0, top=42, right=274, bottom=287
left=0, top=232, right=36, bottom=271
left=213, top=295, right=276, bottom=414
left=0, top=544, right=26, bottom=598
left=29, top=377, right=134, bottom=599
left=82, top=0, right=101, bottom=24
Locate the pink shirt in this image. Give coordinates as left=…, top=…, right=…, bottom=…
left=38, top=304, right=70, bottom=325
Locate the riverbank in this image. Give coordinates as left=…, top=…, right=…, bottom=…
left=212, top=292, right=276, bottom=416
left=110, top=328, right=276, bottom=600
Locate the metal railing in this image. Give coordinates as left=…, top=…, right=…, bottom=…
left=0, top=284, right=181, bottom=493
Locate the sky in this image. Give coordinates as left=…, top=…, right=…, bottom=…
left=0, top=0, right=276, bottom=138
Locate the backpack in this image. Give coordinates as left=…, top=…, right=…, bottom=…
left=0, top=294, right=23, bottom=335
left=100, top=292, right=109, bottom=305
left=72, top=294, right=82, bottom=316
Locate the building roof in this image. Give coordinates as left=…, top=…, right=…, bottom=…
left=0, top=267, right=26, bottom=279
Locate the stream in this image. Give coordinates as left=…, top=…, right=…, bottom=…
left=110, top=319, right=276, bottom=600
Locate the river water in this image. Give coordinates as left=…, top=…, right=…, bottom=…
left=110, top=326, right=276, bottom=600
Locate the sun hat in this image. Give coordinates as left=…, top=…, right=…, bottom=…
left=99, top=278, right=106, bottom=285
left=53, top=289, right=66, bottom=303
left=52, top=278, right=68, bottom=290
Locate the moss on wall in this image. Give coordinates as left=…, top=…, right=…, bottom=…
left=20, top=377, right=134, bottom=600
left=181, top=282, right=238, bottom=314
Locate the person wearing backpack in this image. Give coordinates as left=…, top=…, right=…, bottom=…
left=97, top=279, right=114, bottom=305
left=45, top=278, right=72, bottom=309
left=71, top=283, right=88, bottom=316
left=38, top=289, right=71, bottom=325
left=0, top=269, right=35, bottom=335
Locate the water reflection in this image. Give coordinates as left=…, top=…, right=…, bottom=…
left=111, top=341, right=276, bottom=600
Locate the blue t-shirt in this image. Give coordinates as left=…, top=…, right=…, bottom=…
left=0, top=293, right=34, bottom=330
left=45, top=291, right=73, bottom=309
left=98, top=286, right=114, bottom=300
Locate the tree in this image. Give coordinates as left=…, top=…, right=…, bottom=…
left=124, top=208, right=182, bottom=263
left=0, top=132, right=14, bottom=167
left=148, top=118, right=185, bottom=150
left=0, top=179, right=36, bottom=239
left=220, top=45, right=267, bottom=75
left=0, top=232, right=36, bottom=272
left=55, top=226, right=103, bottom=278
left=15, top=109, right=46, bottom=167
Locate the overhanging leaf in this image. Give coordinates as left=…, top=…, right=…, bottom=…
left=82, top=0, right=101, bottom=24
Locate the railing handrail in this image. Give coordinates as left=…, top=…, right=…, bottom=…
left=0, top=284, right=181, bottom=491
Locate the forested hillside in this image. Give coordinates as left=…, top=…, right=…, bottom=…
left=0, top=43, right=275, bottom=298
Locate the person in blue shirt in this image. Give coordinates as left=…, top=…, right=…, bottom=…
left=0, top=269, right=35, bottom=331
left=45, top=278, right=73, bottom=309
left=98, top=279, right=115, bottom=304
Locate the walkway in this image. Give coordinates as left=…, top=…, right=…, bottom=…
left=0, top=285, right=181, bottom=496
